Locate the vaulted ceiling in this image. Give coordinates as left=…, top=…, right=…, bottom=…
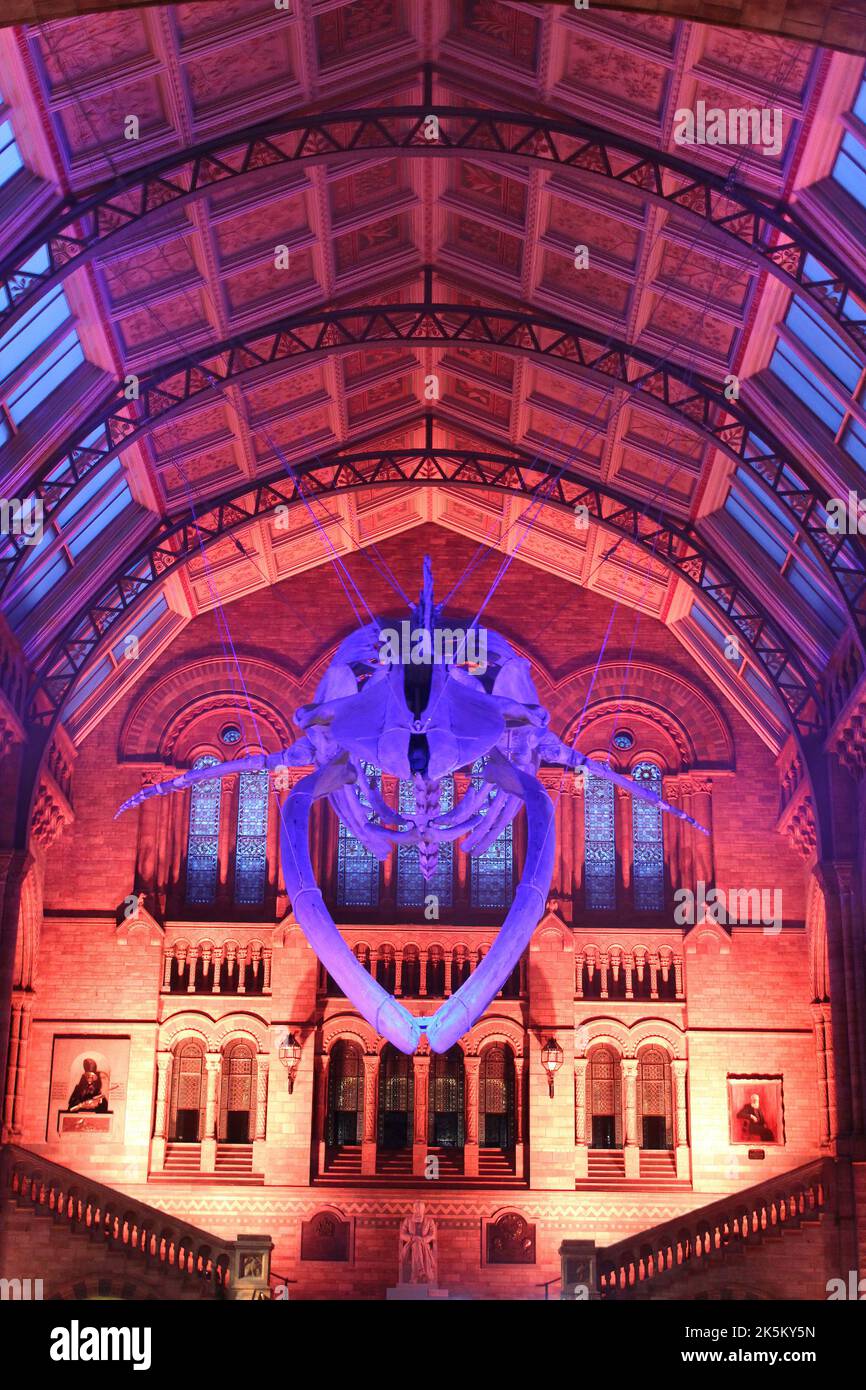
left=0, top=0, right=863, bottom=754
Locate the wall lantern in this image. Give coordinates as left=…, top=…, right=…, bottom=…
left=278, top=1033, right=302, bottom=1094
left=541, top=1036, right=563, bottom=1098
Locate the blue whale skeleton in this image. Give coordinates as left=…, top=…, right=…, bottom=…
left=117, top=558, right=707, bottom=1053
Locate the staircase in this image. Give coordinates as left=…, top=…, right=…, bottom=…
left=478, top=1147, right=520, bottom=1184
left=321, top=1144, right=363, bottom=1182
left=638, top=1150, right=681, bottom=1186
left=594, top=1158, right=832, bottom=1299
left=0, top=1144, right=243, bottom=1299
left=215, top=1144, right=256, bottom=1181
left=376, top=1148, right=413, bottom=1179
left=587, top=1149, right=626, bottom=1184
left=151, top=1141, right=262, bottom=1184
left=163, top=1142, right=201, bottom=1176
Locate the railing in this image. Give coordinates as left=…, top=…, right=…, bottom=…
left=597, top=1158, right=831, bottom=1296
left=2, top=1144, right=235, bottom=1295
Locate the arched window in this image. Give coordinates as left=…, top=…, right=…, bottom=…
left=336, top=764, right=381, bottom=908
left=588, top=1047, right=622, bottom=1149
left=218, top=1041, right=256, bottom=1144
left=186, top=755, right=222, bottom=906
left=426, top=944, right=445, bottom=997
left=632, top=761, right=665, bottom=911
left=638, top=1047, right=673, bottom=1150
left=397, top=776, right=454, bottom=909
left=168, top=1040, right=205, bottom=1143
left=451, top=945, right=470, bottom=993
left=479, top=1043, right=515, bottom=1149
left=584, top=770, right=616, bottom=910
left=327, top=1041, right=364, bottom=1147
left=378, top=1044, right=413, bottom=1150
left=235, top=768, right=269, bottom=906
left=375, top=944, right=396, bottom=993
left=400, top=945, right=420, bottom=997
left=429, top=1046, right=464, bottom=1148
left=470, top=758, right=514, bottom=910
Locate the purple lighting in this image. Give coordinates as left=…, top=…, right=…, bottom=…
left=117, top=557, right=707, bottom=1053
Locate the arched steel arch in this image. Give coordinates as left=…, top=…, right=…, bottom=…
left=0, top=100, right=863, bottom=353
left=29, top=444, right=823, bottom=737
left=5, top=294, right=864, bottom=653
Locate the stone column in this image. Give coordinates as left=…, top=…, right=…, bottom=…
left=817, top=862, right=866, bottom=1138
left=361, top=1052, right=380, bottom=1176
left=151, top=1050, right=172, bottom=1171
left=216, top=775, right=237, bottom=914
left=201, top=1053, right=221, bottom=1172
left=691, top=778, right=714, bottom=889
left=253, top=1055, right=269, bottom=1169
left=622, top=1058, right=639, bottom=1179
left=671, top=1058, right=691, bottom=1180
left=514, top=1054, right=527, bottom=1180
left=2, top=988, right=32, bottom=1141
left=412, top=1053, right=430, bottom=1177
left=615, top=786, right=632, bottom=897
left=134, top=772, right=161, bottom=904
left=0, top=850, right=32, bottom=1130
left=314, top=1051, right=331, bottom=1175
left=464, top=1054, right=481, bottom=1177
left=811, top=1003, right=835, bottom=1147
left=574, top=1056, right=589, bottom=1180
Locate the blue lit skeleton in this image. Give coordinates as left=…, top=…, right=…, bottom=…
left=117, top=559, right=707, bottom=1053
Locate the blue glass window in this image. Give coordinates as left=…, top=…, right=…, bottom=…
left=842, top=416, right=866, bottom=470
left=768, top=341, right=845, bottom=431
left=783, top=299, right=860, bottom=391
left=584, top=770, right=616, bottom=910
left=63, top=656, right=112, bottom=718
left=336, top=763, right=381, bottom=908
left=689, top=600, right=732, bottom=655
left=235, top=769, right=269, bottom=906
left=397, top=776, right=454, bottom=910
left=631, top=761, right=664, bottom=912
left=186, top=754, right=222, bottom=906
left=0, top=119, right=23, bottom=186
left=833, top=128, right=866, bottom=208
left=110, top=594, right=168, bottom=661
left=469, top=759, right=514, bottom=910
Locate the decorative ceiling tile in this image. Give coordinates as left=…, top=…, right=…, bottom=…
left=315, top=0, right=409, bottom=68
left=223, top=248, right=317, bottom=314
left=643, top=295, right=738, bottom=363
left=446, top=213, right=523, bottom=276
left=36, top=13, right=153, bottom=88
left=451, top=0, right=540, bottom=70
left=100, top=238, right=200, bottom=308
left=539, top=250, right=631, bottom=319
left=334, top=214, right=413, bottom=274
left=451, top=161, right=528, bottom=225
left=214, top=195, right=309, bottom=262
left=695, top=29, right=814, bottom=101
left=184, top=33, right=295, bottom=115
left=546, top=198, right=641, bottom=270
left=57, top=75, right=169, bottom=156
left=174, top=0, right=275, bottom=42
left=558, top=32, right=670, bottom=120
left=117, top=289, right=210, bottom=353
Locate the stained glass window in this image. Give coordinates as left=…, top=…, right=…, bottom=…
left=235, top=768, right=269, bottom=906
left=470, top=758, right=514, bottom=910
left=584, top=770, right=616, bottom=910
left=336, top=763, right=381, bottom=907
left=397, top=776, right=454, bottom=909
left=186, top=755, right=222, bottom=905
left=632, top=760, right=665, bottom=911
